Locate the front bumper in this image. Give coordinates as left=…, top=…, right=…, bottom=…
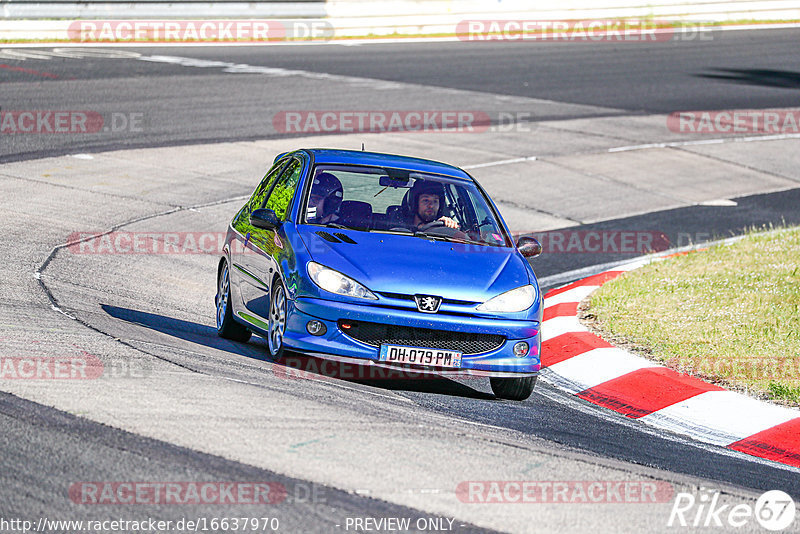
left=280, top=296, right=541, bottom=376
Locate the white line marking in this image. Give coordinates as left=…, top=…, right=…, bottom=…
left=699, top=198, right=738, bottom=207
left=136, top=54, right=407, bottom=90
left=462, top=156, right=536, bottom=170
left=609, top=133, right=800, bottom=153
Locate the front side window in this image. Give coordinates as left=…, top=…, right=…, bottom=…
left=248, top=161, right=286, bottom=213
left=264, top=159, right=303, bottom=221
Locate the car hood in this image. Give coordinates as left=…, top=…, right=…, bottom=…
left=298, top=226, right=531, bottom=302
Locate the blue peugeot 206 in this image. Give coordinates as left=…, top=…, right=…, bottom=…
left=215, top=149, right=543, bottom=400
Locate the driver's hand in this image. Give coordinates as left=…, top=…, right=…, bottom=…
left=438, top=216, right=458, bottom=229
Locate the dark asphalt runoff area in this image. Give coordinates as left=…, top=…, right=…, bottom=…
left=0, top=391, right=492, bottom=533
left=2, top=28, right=800, bottom=531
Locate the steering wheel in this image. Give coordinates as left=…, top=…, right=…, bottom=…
left=417, top=220, right=446, bottom=231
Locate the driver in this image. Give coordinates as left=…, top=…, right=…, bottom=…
left=405, top=180, right=459, bottom=230
left=307, top=172, right=343, bottom=225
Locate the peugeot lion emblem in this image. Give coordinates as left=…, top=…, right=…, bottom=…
left=414, top=295, right=442, bottom=313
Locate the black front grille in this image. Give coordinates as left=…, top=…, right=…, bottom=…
left=340, top=321, right=505, bottom=355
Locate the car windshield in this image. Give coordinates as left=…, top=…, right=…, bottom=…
left=302, top=164, right=511, bottom=247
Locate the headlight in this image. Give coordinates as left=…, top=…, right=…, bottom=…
left=476, top=285, right=537, bottom=313
left=307, top=262, right=377, bottom=300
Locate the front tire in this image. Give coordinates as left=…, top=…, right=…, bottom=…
left=216, top=260, right=251, bottom=343
left=490, top=375, right=537, bottom=401
left=267, top=278, right=287, bottom=358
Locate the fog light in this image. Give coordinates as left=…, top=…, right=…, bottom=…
left=513, top=342, right=529, bottom=357
left=306, top=320, right=326, bottom=336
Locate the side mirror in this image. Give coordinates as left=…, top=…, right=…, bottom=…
left=250, top=209, right=281, bottom=230
left=517, top=236, right=542, bottom=259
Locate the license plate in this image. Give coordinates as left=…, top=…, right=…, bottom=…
left=378, top=344, right=462, bottom=368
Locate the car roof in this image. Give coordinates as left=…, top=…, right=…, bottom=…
left=280, top=148, right=473, bottom=181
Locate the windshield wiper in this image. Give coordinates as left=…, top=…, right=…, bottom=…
left=413, top=231, right=452, bottom=242
left=413, top=231, right=495, bottom=246
left=324, top=222, right=373, bottom=233
left=379, top=228, right=414, bottom=235
left=376, top=228, right=464, bottom=242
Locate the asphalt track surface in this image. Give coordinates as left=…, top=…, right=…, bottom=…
left=2, top=28, right=800, bottom=162
left=0, top=392, right=491, bottom=533
left=1, top=29, right=800, bottom=533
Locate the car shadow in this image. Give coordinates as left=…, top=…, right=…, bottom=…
left=101, top=304, right=495, bottom=400
left=275, top=353, right=495, bottom=400
left=696, top=68, right=800, bottom=89
left=101, top=303, right=274, bottom=362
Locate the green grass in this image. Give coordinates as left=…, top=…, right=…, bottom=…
left=768, top=382, right=800, bottom=405
left=587, top=226, right=800, bottom=406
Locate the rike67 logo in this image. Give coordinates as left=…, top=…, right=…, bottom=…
left=668, top=489, right=796, bottom=531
